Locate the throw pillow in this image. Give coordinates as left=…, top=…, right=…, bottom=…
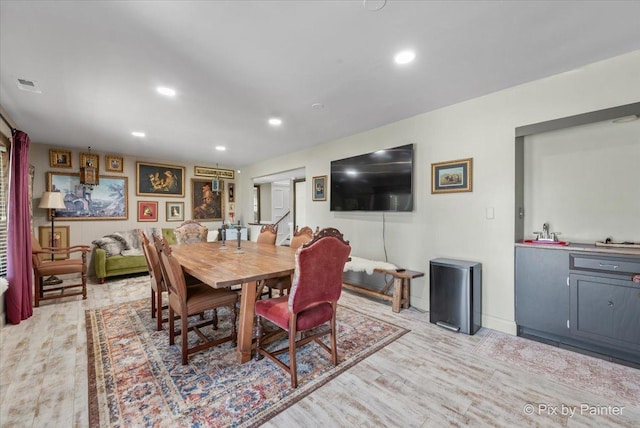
left=112, top=230, right=142, bottom=251
left=92, top=237, right=123, bottom=257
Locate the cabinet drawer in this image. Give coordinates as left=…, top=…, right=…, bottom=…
left=570, top=254, right=640, bottom=275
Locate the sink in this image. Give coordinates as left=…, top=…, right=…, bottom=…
left=522, top=239, right=569, bottom=246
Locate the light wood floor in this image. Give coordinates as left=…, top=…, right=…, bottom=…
left=1, top=275, right=638, bottom=427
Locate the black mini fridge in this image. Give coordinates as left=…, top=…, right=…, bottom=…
left=429, top=258, right=482, bottom=335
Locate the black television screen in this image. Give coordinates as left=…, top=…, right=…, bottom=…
left=330, top=144, right=414, bottom=212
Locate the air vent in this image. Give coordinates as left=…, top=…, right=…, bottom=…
left=16, top=78, right=42, bottom=93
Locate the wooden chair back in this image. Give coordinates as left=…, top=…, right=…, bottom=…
left=153, top=235, right=187, bottom=300
left=257, top=224, right=278, bottom=245
left=174, top=220, right=208, bottom=244
left=290, top=226, right=314, bottom=250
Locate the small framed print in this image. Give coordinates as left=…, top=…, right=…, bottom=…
left=138, top=201, right=158, bottom=222
left=49, top=149, right=72, bottom=168
left=38, top=225, right=70, bottom=260
left=80, top=152, right=99, bottom=168
left=166, top=201, right=184, bottom=222
left=105, top=155, right=124, bottom=172
left=312, top=175, right=327, bottom=201
left=228, top=182, right=235, bottom=202
left=431, top=158, right=473, bottom=194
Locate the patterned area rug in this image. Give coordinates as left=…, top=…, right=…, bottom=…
left=86, top=298, right=408, bottom=427
left=473, top=330, right=640, bottom=405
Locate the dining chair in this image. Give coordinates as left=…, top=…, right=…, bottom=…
left=256, top=224, right=278, bottom=245
left=262, top=226, right=315, bottom=298
left=255, top=227, right=351, bottom=388
left=174, top=220, right=208, bottom=244
left=153, top=235, right=238, bottom=365
left=31, top=234, right=90, bottom=307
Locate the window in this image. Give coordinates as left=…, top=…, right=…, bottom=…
left=0, top=144, right=8, bottom=277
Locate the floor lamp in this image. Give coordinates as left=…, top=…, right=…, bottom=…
left=38, top=191, right=67, bottom=285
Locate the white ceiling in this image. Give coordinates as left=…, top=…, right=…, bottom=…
left=2, top=1, right=640, bottom=169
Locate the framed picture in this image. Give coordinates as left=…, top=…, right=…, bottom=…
left=166, top=201, right=184, bottom=222
left=80, top=152, right=99, bottom=168
left=38, top=225, right=70, bottom=260
left=431, top=158, right=473, bottom=194
left=228, top=182, right=235, bottom=202
left=49, top=149, right=72, bottom=168
left=312, top=175, right=327, bottom=201
left=137, top=201, right=158, bottom=222
left=47, top=172, right=128, bottom=220
left=136, top=161, right=185, bottom=197
left=192, top=178, right=224, bottom=221
left=105, top=155, right=124, bottom=172
left=194, top=166, right=235, bottom=180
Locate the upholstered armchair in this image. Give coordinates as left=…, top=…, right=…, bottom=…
left=255, top=227, right=351, bottom=387
left=31, top=235, right=90, bottom=307
left=174, top=220, right=208, bottom=244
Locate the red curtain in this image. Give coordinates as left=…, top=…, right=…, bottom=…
left=5, top=130, right=33, bottom=324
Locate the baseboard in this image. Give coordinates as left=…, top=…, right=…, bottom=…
left=481, top=314, right=517, bottom=335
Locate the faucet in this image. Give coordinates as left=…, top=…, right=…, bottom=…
left=534, top=222, right=561, bottom=241
left=542, top=223, right=550, bottom=239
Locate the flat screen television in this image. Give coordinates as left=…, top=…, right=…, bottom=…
left=330, top=144, right=414, bottom=212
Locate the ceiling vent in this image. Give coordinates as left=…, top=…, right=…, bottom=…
left=17, top=78, right=42, bottom=93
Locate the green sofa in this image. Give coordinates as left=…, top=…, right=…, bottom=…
left=93, top=228, right=176, bottom=283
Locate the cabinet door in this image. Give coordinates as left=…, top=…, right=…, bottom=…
left=515, top=247, right=570, bottom=335
left=570, top=274, right=640, bottom=351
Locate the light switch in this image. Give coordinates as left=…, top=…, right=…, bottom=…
left=486, top=207, right=495, bottom=220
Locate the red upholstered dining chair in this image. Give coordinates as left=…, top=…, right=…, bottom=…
left=153, top=235, right=238, bottom=365
left=31, top=234, right=90, bottom=307
left=262, top=226, right=315, bottom=298
left=255, top=227, right=351, bottom=388
left=256, top=224, right=278, bottom=245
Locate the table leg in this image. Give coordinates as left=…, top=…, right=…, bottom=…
left=237, top=280, right=257, bottom=363
left=392, top=277, right=402, bottom=313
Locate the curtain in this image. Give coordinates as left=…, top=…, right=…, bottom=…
left=5, top=130, right=33, bottom=324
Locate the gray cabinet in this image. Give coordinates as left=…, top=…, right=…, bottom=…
left=515, top=245, right=640, bottom=365
left=515, top=246, right=569, bottom=336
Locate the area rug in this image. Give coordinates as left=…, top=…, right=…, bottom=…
left=473, top=330, right=640, bottom=405
left=86, top=298, right=408, bottom=427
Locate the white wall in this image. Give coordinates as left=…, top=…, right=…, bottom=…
left=238, top=50, right=640, bottom=335
left=524, top=119, right=640, bottom=243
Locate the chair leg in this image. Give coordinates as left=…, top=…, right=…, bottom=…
left=156, top=290, right=163, bottom=331
left=34, top=277, right=40, bottom=307
left=330, top=306, right=338, bottom=366
left=82, top=271, right=87, bottom=300
left=181, top=310, right=189, bottom=365
left=255, top=316, right=263, bottom=361
left=169, top=306, right=175, bottom=345
left=289, top=314, right=298, bottom=388
left=151, top=289, right=156, bottom=319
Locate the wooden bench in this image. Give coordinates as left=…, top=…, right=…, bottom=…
left=342, top=264, right=424, bottom=312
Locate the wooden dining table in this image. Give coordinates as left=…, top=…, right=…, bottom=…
left=170, top=240, right=297, bottom=363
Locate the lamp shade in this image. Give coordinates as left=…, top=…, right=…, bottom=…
left=39, top=191, right=66, bottom=210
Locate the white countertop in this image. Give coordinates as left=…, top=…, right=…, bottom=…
left=515, top=241, right=640, bottom=257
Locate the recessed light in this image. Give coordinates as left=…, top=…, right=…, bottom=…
left=268, top=118, right=282, bottom=126
left=131, top=131, right=146, bottom=137
left=394, top=50, right=416, bottom=65
left=215, top=146, right=226, bottom=151
left=156, top=86, right=176, bottom=97
left=311, top=103, right=324, bottom=109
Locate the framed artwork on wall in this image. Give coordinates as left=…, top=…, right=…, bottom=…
left=105, top=155, right=124, bottom=172
left=431, top=158, right=473, bottom=194
left=194, top=166, right=235, bottom=179
left=312, top=175, right=327, bottom=201
left=228, top=182, right=235, bottom=202
left=166, top=201, right=184, bottom=222
left=49, top=149, right=72, bottom=168
left=38, top=225, right=70, bottom=260
left=136, top=161, right=185, bottom=197
left=47, top=172, right=128, bottom=220
left=137, top=201, right=158, bottom=222
left=191, top=178, right=224, bottom=221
